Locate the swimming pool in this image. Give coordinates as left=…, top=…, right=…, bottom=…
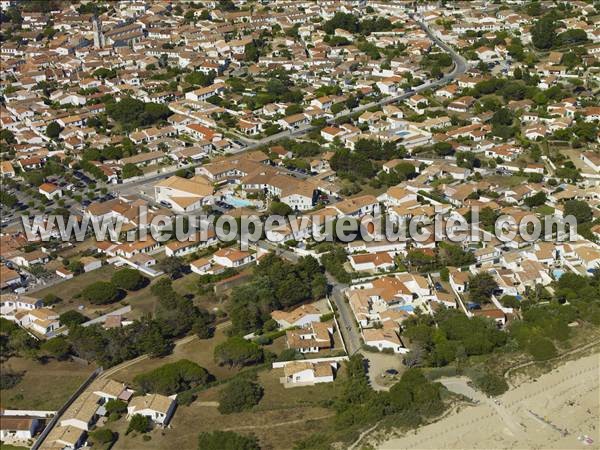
left=553, top=269, right=565, bottom=279
left=224, top=195, right=253, bottom=208
left=398, top=305, right=414, bottom=312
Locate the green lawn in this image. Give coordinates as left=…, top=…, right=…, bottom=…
left=485, top=174, right=528, bottom=188
left=1, top=444, right=29, bottom=450
left=535, top=205, right=555, bottom=216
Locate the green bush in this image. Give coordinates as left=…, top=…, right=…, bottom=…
left=134, top=359, right=210, bottom=395
left=177, top=390, right=197, bottom=406
left=105, top=399, right=127, bottom=415
left=126, top=414, right=150, bottom=434
left=528, top=336, right=557, bottom=361
left=218, top=378, right=263, bottom=414
left=81, top=281, right=121, bottom=304
left=89, top=428, right=115, bottom=444
left=475, top=372, right=508, bottom=396
left=214, top=337, right=263, bottom=367
left=112, top=268, right=146, bottom=291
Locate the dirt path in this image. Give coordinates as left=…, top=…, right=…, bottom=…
left=221, top=413, right=335, bottom=431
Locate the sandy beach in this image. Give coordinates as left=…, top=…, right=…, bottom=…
left=376, top=353, right=600, bottom=450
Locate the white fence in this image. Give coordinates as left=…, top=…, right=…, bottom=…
left=272, top=355, right=349, bottom=369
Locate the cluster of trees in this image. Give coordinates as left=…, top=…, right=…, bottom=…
left=354, top=139, right=405, bottom=161
left=106, top=97, right=171, bottom=130
left=490, top=108, right=515, bottom=140
left=227, top=254, right=326, bottom=335
left=134, top=359, right=210, bottom=395
left=524, top=192, right=548, bottom=208
left=152, top=278, right=216, bottom=339
left=469, top=76, right=564, bottom=106
left=122, top=163, right=143, bottom=179
left=564, top=200, right=593, bottom=225
left=185, top=70, right=216, bottom=87
left=1, top=318, right=38, bottom=359
left=420, top=52, right=453, bottom=78
left=66, top=318, right=172, bottom=367
left=214, top=336, right=264, bottom=367
left=93, top=67, right=117, bottom=80
left=438, top=243, right=476, bottom=268
left=403, top=309, right=507, bottom=367
left=278, top=139, right=322, bottom=158
left=323, top=12, right=394, bottom=36
left=371, top=161, right=416, bottom=188
left=320, top=245, right=352, bottom=283
left=330, top=148, right=377, bottom=180
left=532, top=13, right=587, bottom=50
left=468, top=272, right=499, bottom=304
left=508, top=272, right=600, bottom=361
left=242, top=69, right=303, bottom=110
left=218, top=377, right=263, bottom=414
left=59, top=278, right=216, bottom=367
left=552, top=121, right=599, bottom=145
left=127, top=414, right=150, bottom=435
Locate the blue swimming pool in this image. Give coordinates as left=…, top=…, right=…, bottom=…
left=224, top=195, right=253, bottom=208
left=398, top=305, right=414, bottom=312
left=553, top=269, right=565, bottom=279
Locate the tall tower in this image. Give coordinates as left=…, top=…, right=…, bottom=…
left=92, top=16, right=105, bottom=49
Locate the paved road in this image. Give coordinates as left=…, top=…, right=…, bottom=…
left=328, top=277, right=361, bottom=355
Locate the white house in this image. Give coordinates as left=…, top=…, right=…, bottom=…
left=38, top=182, right=62, bottom=200
left=212, top=248, right=255, bottom=268
left=0, top=416, right=41, bottom=442
left=281, top=361, right=337, bottom=386
left=154, top=175, right=213, bottom=213
left=127, top=393, right=176, bottom=426
left=348, top=252, right=395, bottom=272
left=271, top=303, right=323, bottom=329
left=362, top=328, right=408, bottom=353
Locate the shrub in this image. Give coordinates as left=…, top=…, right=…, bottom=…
left=41, top=336, right=71, bottom=360
left=105, top=399, right=127, bottom=415
left=126, top=414, right=150, bottom=434
left=81, top=281, right=121, bottom=304
left=218, top=378, right=263, bottom=414
left=528, top=336, right=557, bottom=361
left=177, top=390, right=197, bottom=406
left=112, top=268, right=146, bottom=291
left=134, top=359, right=210, bottom=395
left=89, top=428, right=115, bottom=444
left=0, top=371, right=23, bottom=390
left=59, top=310, right=88, bottom=327
left=475, top=372, right=508, bottom=396
left=214, top=337, right=263, bottom=367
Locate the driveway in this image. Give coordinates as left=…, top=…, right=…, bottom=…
left=364, top=350, right=405, bottom=391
